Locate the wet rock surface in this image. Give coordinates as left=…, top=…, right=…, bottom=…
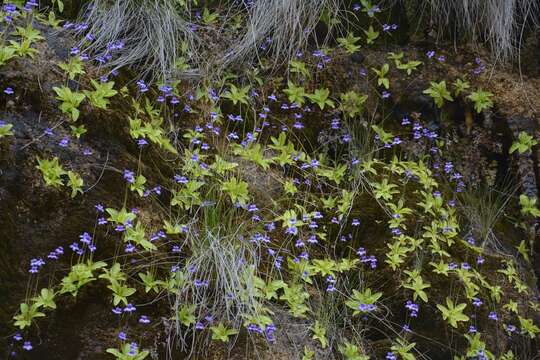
left=0, top=19, right=539, bottom=359
left=0, top=26, right=146, bottom=358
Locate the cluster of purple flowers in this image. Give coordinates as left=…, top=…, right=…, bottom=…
left=357, top=247, right=377, bottom=269
left=426, top=51, right=446, bottom=62
left=22, top=0, right=38, bottom=12
left=123, top=169, right=136, bottom=183
left=473, top=57, right=486, bottom=75
left=63, top=23, right=127, bottom=66
left=250, top=232, right=271, bottom=244
left=150, top=230, right=166, bottom=242
left=352, top=2, right=381, bottom=16
left=195, top=315, right=214, bottom=330
left=70, top=240, right=95, bottom=255
left=136, top=80, right=149, bottom=93
left=28, top=258, right=45, bottom=274
left=127, top=342, right=139, bottom=356
left=401, top=116, right=468, bottom=192
left=47, top=246, right=64, bottom=260
left=138, top=315, right=151, bottom=324
left=95, top=203, right=108, bottom=225
left=326, top=275, right=337, bottom=292
left=142, top=184, right=161, bottom=198
left=247, top=323, right=277, bottom=342
left=3, top=3, right=18, bottom=22
left=112, top=303, right=136, bottom=314
left=194, top=279, right=209, bottom=288
left=358, top=303, right=376, bottom=312
left=11, top=333, right=33, bottom=352
left=312, top=49, right=332, bottom=69
left=405, top=300, right=419, bottom=317
left=382, top=24, right=398, bottom=32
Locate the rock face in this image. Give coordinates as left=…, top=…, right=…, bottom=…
left=0, top=23, right=143, bottom=358
left=1, top=17, right=539, bottom=360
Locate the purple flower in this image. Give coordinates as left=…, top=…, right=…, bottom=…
left=265, top=222, right=276, bottom=232
left=137, top=138, right=148, bottom=147
left=247, top=323, right=263, bottom=334
left=3, top=4, right=17, bottom=14
left=476, top=256, right=485, bottom=265
left=359, top=303, right=376, bottom=312
left=70, top=242, right=80, bottom=252
left=139, top=315, right=150, bottom=324
left=29, top=258, right=45, bottom=273
left=265, top=323, right=277, bottom=342
left=426, top=51, right=435, bottom=59
left=285, top=226, right=298, bottom=235
left=23, top=341, right=32, bottom=351
left=472, top=297, right=482, bottom=307
left=194, top=279, right=209, bottom=288
left=174, top=175, right=188, bottom=184
left=293, top=121, right=304, bottom=129
left=79, top=232, right=92, bottom=244
left=128, top=342, right=138, bottom=356
left=342, top=134, right=352, bottom=143
left=488, top=311, right=498, bottom=321
left=274, top=256, right=283, bottom=269
left=4, top=87, right=14, bottom=95
left=405, top=300, right=419, bottom=317
left=112, top=306, right=122, bottom=314
left=124, top=303, right=136, bottom=312
left=307, top=234, right=318, bottom=244
left=135, top=80, right=149, bottom=93
left=59, top=136, right=70, bottom=147
left=125, top=243, right=135, bottom=253
left=118, top=331, right=127, bottom=341
left=123, top=169, right=135, bottom=183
